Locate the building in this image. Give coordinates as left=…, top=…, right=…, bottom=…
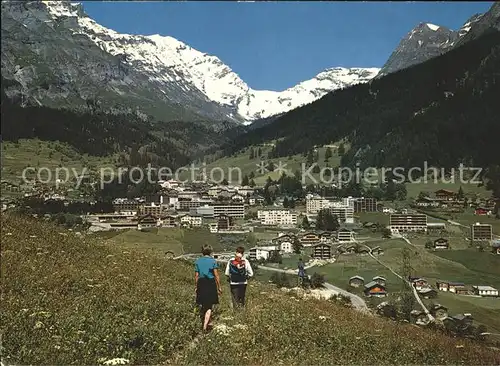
left=112, top=198, right=140, bottom=213
left=353, top=197, right=378, bottom=213
left=474, top=207, right=491, bottom=216
left=435, top=189, right=456, bottom=201
left=196, top=205, right=216, bottom=218
left=140, top=203, right=163, bottom=216
left=257, top=209, right=298, bottom=226
left=436, top=281, right=468, bottom=294
left=216, top=214, right=234, bottom=231
left=160, top=215, right=178, bottom=228
left=180, top=214, right=202, bottom=227
left=280, top=241, right=293, bottom=253
left=325, top=206, right=354, bottom=224
left=312, top=243, right=332, bottom=259
left=430, top=304, right=448, bottom=320
left=389, top=214, right=427, bottom=232
left=364, top=281, right=387, bottom=297
left=472, top=286, right=499, bottom=297
left=418, top=288, right=438, bottom=299
left=433, top=238, right=450, bottom=250
left=300, top=232, right=321, bottom=246
left=213, top=203, right=245, bottom=218
left=249, top=246, right=278, bottom=261
left=492, top=240, right=500, bottom=255
left=471, top=223, right=492, bottom=241
left=414, top=197, right=440, bottom=208
left=137, top=214, right=158, bottom=230
left=372, top=276, right=387, bottom=286
left=349, top=276, right=365, bottom=288
left=337, top=229, right=355, bottom=242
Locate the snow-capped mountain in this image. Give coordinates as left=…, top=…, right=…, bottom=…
left=1, top=1, right=379, bottom=124
left=377, top=13, right=485, bottom=77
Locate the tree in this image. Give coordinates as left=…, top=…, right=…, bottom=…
left=457, top=185, right=464, bottom=200
left=221, top=178, right=229, bottom=185
left=302, top=216, right=310, bottom=229
left=399, top=247, right=415, bottom=321
left=316, top=209, right=339, bottom=231
left=425, top=240, right=433, bottom=249
left=292, top=238, right=303, bottom=254
left=312, top=164, right=321, bottom=174
left=249, top=171, right=255, bottom=179
left=268, top=250, right=283, bottom=264
left=242, top=175, right=250, bottom=186
left=249, top=149, right=255, bottom=159
left=267, top=161, right=275, bottom=172
left=306, top=149, right=314, bottom=166
left=257, top=147, right=262, bottom=157
left=249, top=179, right=256, bottom=187
left=283, top=197, right=289, bottom=208
left=310, top=272, right=325, bottom=289
left=338, top=143, right=345, bottom=156
left=324, top=147, right=333, bottom=161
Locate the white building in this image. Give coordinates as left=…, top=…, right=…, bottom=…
left=257, top=209, right=298, bottom=226
left=180, top=214, right=202, bottom=227
left=280, top=241, right=293, bottom=253
left=213, top=203, right=245, bottom=218
left=338, top=229, right=355, bottom=242
left=249, top=248, right=271, bottom=261
left=472, top=286, right=499, bottom=297
left=305, top=194, right=354, bottom=223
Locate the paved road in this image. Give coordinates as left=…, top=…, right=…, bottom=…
left=257, top=265, right=371, bottom=314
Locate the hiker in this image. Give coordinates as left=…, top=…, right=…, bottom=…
left=298, top=258, right=306, bottom=285
left=225, top=246, right=253, bottom=309
left=194, top=244, right=222, bottom=331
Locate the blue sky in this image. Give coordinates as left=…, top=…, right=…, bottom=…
left=81, top=1, right=493, bottom=91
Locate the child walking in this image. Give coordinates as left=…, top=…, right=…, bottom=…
left=194, top=244, right=222, bottom=331
left=225, top=246, right=253, bottom=309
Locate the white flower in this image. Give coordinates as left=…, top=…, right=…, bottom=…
left=102, top=358, right=130, bottom=365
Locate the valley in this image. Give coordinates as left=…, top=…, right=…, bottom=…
left=1, top=1, right=500, bottom=365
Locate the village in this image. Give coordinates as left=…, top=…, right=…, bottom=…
left=2, top=176, right=499, bottom=335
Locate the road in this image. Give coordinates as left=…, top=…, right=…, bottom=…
left=257, top=264, right=371, bottom=314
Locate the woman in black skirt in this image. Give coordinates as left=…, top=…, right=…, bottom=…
left=194, top=244, right=222, bottom=331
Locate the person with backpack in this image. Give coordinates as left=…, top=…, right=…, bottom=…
left=225, top=246, right=253, bottom=309
left=298, top=257, right=306, bottom=286
left=194, top=244, right=222, bottom=331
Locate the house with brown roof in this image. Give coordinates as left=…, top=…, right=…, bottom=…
left=349, top=275, right=365, bottom=288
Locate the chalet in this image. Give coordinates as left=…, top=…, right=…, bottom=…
left=435, top=189, right=456, bottom=201
left=414, top=196, right=440, bottom=208
left=492, top=240, right=500, bottom=255
left=364, top=281, right=387, bottom=297
left=300, top=232, right=321, bottom=247
left=272, top=233, right=296, bottom=244
left=349, top=275, right=365, bottom=288
left=160, top=215, right=178, bottom=227
left=429, top=304, right=448, bottom=320
left=312, top=243, right=332, bottom=260
left=449, top=314, right=474, bottom=330
left=372, top=276, right=387, bottom=286
left=472, top=286, right=499, bottom=297
left=137, top=214, right=158, bottom=230
left=410, top=277, right=429, bottom=291
left=418, top=288, right=438, bottom=299
left=371, top=246, right=384, bottom=255
left=231, top=194, right=245, bottom=203
left=474, top=207, right=491, bottom=216
left=410, top=310, right=430, bottom=325
left=433, top=238, right=450, bottom=250
left=216, top=214, right=233, bottom=231
left=358, top=248, right=370, bottom=256
left=436, top=280, right=465, bottom=292
left=280, top=241, right=293, bottom=253
left=344, top=245, right=356, bottom=254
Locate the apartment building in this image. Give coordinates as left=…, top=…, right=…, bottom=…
left=112, top=198, right=140, bottom=213
left=257, top=209, right=298, bottom=226
left=389, top=214, right=428, bottom=232
left=353, top=197, right=378, bottom=213
left=213, top=203, right=245, bottom=218
left=140, top=202, right=163, bottom=216
left=325, top=206, right=354, bottom=224
left=471, top=223, right=492, bottom=241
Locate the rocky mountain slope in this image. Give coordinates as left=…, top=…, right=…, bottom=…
left=377, top=2, right=500, bottom=77
left=1, top=1, right=379, bottom=124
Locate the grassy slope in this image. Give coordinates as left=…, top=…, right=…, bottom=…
left=2, top=214, right=500, bottom=365
left=1, top=139, right=118, bottom=183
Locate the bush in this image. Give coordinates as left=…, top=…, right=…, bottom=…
left=310, top=272, right=325, bottom=289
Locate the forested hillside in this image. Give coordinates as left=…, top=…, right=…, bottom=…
left=221, top=30, right=500, bottom=177
left=1, top=77, right=245, bottom=170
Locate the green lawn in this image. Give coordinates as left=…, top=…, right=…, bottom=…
left=405, top=181, right=491, bottom=199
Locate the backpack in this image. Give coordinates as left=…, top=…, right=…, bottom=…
left=229, top=258, right=247, bottom=283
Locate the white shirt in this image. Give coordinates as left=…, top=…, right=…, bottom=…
left=225, top=257, right=254, bottom=285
